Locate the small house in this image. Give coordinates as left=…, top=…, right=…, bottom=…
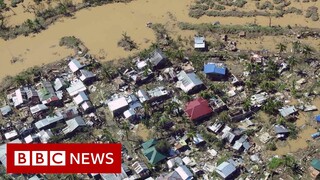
left=215, top=161, right=237, bottom=179
left=274, top=125, right=289, bottom=139
left=141, top=139, right=167, bottom=165
left=36, top=81, right=58, bottom=105
left=137, top=90, right=150, bottom=103
left=36, top=129, right=54, bottom=143
left=62, top=116, right=86, bottom=135
left=185, top=98, right=213, bottom=121
left=207, top=122, right=224, bottom=134
left=67, top=79, right=87, bottom=97
left=250, top=92, right=268, bottom=107
left=80, top=101, right=94, bottom=113
left=204, top=63, right=227, bottom=80
left=174, top=165, right=194, bottom=180
left=54, top=78, right=67, bottom=91
left=26, top=87, right=40, bottom=105
left=34, top=113, right=64, bottom=130
left=79, top=69, right=96, bottom=85
left=147, top=86, right=169, bottom=102
left=73, top=91, right=89, bottom=105
left=132, top=161, right=150, bottom=179
left=0, top=105, right=12, bottom=116
left=147, top=49, right=168, bottom=69
left=4, top=129, right=18, bottom=141
left=192, top=133, right=205, bottom=146
left=279, top=106, right=298, bottom=119
left=177, top=71, right=204, bottom=94
left=239, top=31, right=246, bottom=38
left=107, top=97, right=129, bottom=117
left=8, top=87, right=28, bottom=108
left=68, top=59, right=84, bottom=73
left=232, top=135, right=251, bottom=152
left=194, top=36, right=205, bottom=50
left=30, top=104, right=49, bottom=116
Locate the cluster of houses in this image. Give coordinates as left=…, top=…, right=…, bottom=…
left=0, top=56, right=100, bottom=177
left=0, top=36, right=319, bottom=179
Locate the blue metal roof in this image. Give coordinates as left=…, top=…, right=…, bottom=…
left=315, top=115, right=320, bottom=122
left=204, top=64, right=226, bottom=75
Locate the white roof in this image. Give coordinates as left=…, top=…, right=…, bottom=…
left=4, top=130, right=18, bottom=140
left=175, top=165, right=193, bottom=180
left=279, top=106, right=297, bottom=117
left=67, top=79, right=87, bottom=96
left=62, top=116, right=86, bottom=134
left=194, top=36, right=205, bottom=49
left=108, top=97, right=128, bottom=112
left=35, top=113, right=64, bottom=130
left=177, top=71, right=203, bottom=93
left=81, top=101, right=92, bottom=110
left=68, top=59, right=83, bottom=72
left=216, top=162, right=236, bottom=179
left=30, top=104, right=48, bottom=114
left=73, top=91, right=89, bottom=105
left=182, top=157, right=192, bottom=165
left=37, top=129, right=53, bottom=143
left=124, top=109, right=135, bottom=119
left=12, top=88, right=26, bottom=107
left=137, top=90, right=150, bottom=103
left=24, top=135, right=34, bottom=143
left=167, top=159, right=175, bottom=169
left=137, top=61, right=148, bottom=69
left=79, top=69, right=95, bottom=81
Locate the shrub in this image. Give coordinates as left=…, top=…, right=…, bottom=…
left=189, top=9, right=205, bottom=18
left=268, top=157, right=284, bottom=169
left=59, top=36, right=81, bottom=48
left=266, top=142, right=277, bottom=151
left=11, top=0, right=23, bottom=7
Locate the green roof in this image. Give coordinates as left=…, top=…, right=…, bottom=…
left=142, top=146, right=166, bottom=165
left=141, top=139, right=157, bottom=150
left=311, top=159, right=320, bottom=170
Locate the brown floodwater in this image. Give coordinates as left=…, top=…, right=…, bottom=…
left=1, top=0, right=320, bottom=80
left=270, top=98, right=320, bottom=155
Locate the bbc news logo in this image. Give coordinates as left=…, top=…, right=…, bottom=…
left=7, top=143, right=121, bottom=173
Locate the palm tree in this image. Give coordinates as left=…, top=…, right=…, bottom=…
left=291, top=41, right=301, bottom=54
left=301, top=44, right=313, bottom=59
left=276, top=43, right=287, bottom=57
left=287, top=56, right=298, bottom=71
left=122, top=122, right=130, bottom=140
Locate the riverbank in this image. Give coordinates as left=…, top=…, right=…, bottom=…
left=1, top=0, right=320, bottom=80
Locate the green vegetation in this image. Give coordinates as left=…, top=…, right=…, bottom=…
left=262, top=98, right=283, bottom=115
left=268, top=157, right=283, bottom=169
left=305, top=6, right=319, bottom=21
left=59, top=36, right=82, bottom=49
left=11, top=0, right=23, bottom=7
left=117, top=32, right=138, bottom=51
left=155, top=140, right=171, bottom=155
left=0, top=0, right=6, bottom=10
left=178, top=22, right=287, bottom=36
left=266, top=142, right=277, bottom=151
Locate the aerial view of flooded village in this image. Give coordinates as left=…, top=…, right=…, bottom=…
left=0, top=0, right=320, bottom=179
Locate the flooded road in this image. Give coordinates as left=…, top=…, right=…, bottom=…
left=1, top=0, right=320, bottom=79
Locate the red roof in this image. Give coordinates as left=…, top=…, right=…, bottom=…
left=185, top=98, right=213, bottom=120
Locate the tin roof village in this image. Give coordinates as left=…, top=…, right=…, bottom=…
left=0, top=33, right=320, bottom=180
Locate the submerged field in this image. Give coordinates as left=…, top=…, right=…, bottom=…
left=0, top=0, right=320, bottom=79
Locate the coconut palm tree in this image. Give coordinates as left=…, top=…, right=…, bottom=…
left=301, top=44, right=313, bottom=60
left=287, top=56, right=298, bottom=71
left=291, top=41, right=301, bottom=54
left=276, top=43, right=287, bottom=57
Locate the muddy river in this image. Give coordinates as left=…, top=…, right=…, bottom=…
left=0, top=0, right=319, bottom=79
